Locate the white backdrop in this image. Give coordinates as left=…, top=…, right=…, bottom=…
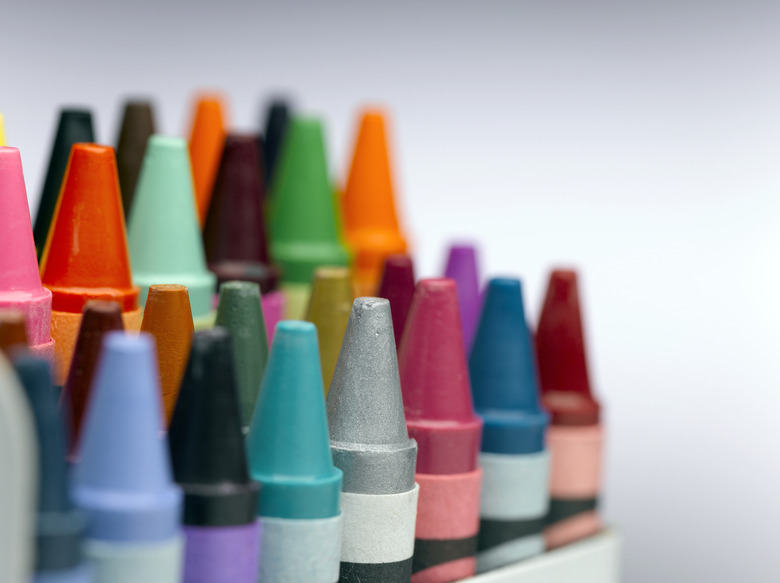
left=5, top=1, right=780, bottom=580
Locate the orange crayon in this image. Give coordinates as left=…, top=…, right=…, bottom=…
left=188, top=94, right=228, bottom=227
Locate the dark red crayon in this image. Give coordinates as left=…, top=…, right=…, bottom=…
left=376, top=254, right=415, bottom=349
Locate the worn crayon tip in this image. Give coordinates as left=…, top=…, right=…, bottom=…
left=443, top=244, right=481, bottom=351
left=376, top=254, right=415, bottom=348
left=536, top=269, right=600, bottom=426
left=188, top=94, right=228, bottom=226
left=262, top=99, right=291, bottom=188
left=305, top=267, right=352, bottom=394
left=140, top=284, right=194, bottom=423
left=116, top=99, right=156, bottom=217
left=0, top=311, right=28, bottom=355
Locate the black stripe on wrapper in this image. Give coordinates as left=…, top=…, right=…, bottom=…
left=546, top=498, right=598, bottom=526
left=477, top=517, right=547, bottom=552
left=339, top=558, right=413, bottom=582
left=412, top=535, right=478, bottom=573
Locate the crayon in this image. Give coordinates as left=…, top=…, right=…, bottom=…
left=398, top=280, right=482, bottom=582
left=304, top=267, right=352, bottom=394
left=469, top=278, right=550, bottom=570
left=443, top=244, right=481, bottom=351
left=0, top=351, right=36, bottom=583
left=72, top=332, right=183, bottom=583
left=116, top=99, right=156, bottom=217
left=327, top=298, right=419, bottom=582
left=127, top=135, right=216, bottom=330
left=169, top=328, right=261, bottom=583
left=188, top=94, right=227, bottom=226
left=33, top=109, right=95, bottom=255
left=0, top=147, right=55, bottom=363
left=140, top=285, right=194, bottom=423
left=0, top=311, right=28, bottom=355
left=0, top=112, right=6, bottom=146
left=247, top=321, right=343, bottom=583
left=267, top=117, right=348, bottom=318
left=13, top=353, right=93, bottom=583
left=341, top=110, right=407, bottom=296
left=535, top=269, right=604, bottom=548
left=214, top=281, right=268, bottom=429
left=203, top=134, right=284, bottom=336
left=376, top=254, right=415, bottom=348
left=59, top=301, right=123, bottom=458
left=40, top=144, right=141, bottom=385
left=262, top=99, right=290, bottom=188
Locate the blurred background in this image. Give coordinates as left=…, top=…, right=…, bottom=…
left=5, top=0, right=780, bottom=580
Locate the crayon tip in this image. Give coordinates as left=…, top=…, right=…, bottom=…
left=13, top=353, right=86, bottom=572
left=204, top=134, right=279, bottom=293
left=398, top=278, right=482, bottom=474
left=536, top=269, right=600, bottom=425
left=169, top=328, right=259, bottom=526
left=262, top=99, right=291, bottom=188
left=116, top=99, right=156, bottom=217
left=0, top=147, right=53, bottom=346
left=0, top=112, right=6, bottom=146
left=72, top=332, right=182, bottom=541
left=128, top=135, right=216, bottom=321
left=469, top=278, right=548, bottom=454
left=376, top=254, right=415, bottom=348
left=327, top=298, right=417, bottom=493
left=188, top=94, right=228, bottom=226
left=33, top=109, right=95, bottom=256
left=61, top=300, right=124, bottom=454
left=268, top=117, right=348, bottom=284
left=140, top=285, right=194, bottom=423
left=443, top=244, right=481, bottom=351
left=247, top=320, right=341, bottom=519
left=215, top=281, right=268, bottom=428
left=305, top=267, right=352, bottom=394
left=40, top=143, right=138, bottom=313
left=0, top=311, right=28, bottom=355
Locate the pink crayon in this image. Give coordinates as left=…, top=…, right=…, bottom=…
left=0, top=147, right=55, bottom=362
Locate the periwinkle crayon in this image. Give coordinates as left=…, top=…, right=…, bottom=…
left=247, top=321, right=343, bottom=583
left=376, top=254, right=415, bottom=348
left=262, top=99, right=290, bottom=188
left=115, top=100, right=156, bottom=217
left=469, top=278, right=550, bottom=570
left=0, top=147, right=55, bottom=363
left=40, top=144, right=141, bottom=385
left=169, top=328, right=261, bottom=583
left=399, top=280, right=482, bottom=583
left=127, top=135, right=216, bottom=330
left=72, top=333, right=183, bottom=583
left=33, top=109, right=94, bottom=255
left=14, top=354, right=93, bottom=583
left=535, top=270, right=604, bottom=548
left=328, top=298, right=419, bottom=583
left=443, top=244, right=481, bottom=351
left=0, top=351, right=36, bottom=583
left=188, top=94, right=228, bottom=227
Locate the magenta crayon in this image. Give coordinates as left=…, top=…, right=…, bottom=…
left=0, top=147, right=55, bottom=363
left=443, top=244, right=481, bottom=351
left=399, top=278, right=483, bottom=582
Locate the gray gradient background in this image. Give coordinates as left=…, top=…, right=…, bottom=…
left=4, top=1, right=780, bottom=581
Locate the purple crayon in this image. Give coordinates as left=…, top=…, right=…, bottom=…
left=443, top=244, right=482, bottom=351
left=168, top=328, right=261, bottom=583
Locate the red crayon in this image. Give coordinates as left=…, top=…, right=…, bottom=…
left=399, top=278, right=482, bottom=583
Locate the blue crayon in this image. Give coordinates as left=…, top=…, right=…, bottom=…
left=71, top=333, right=183, bottom=583
left=468, top=278, right=550, bottom=571
left=13, top=353, right=93, bottom=583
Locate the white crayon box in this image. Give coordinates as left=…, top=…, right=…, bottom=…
left=465, top=528, right=620, bottom=583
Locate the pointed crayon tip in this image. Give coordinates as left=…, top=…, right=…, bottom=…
left=188, top=94, right=228, bottom=226
left=13, top=353, right=86, bottom=571
left=469, top=278, right=548, bottom=454
left=169, top=328, right=259, bottom=526
left=262, top=99, right=291, bottom=189
left=0, top=147, right=53, bottom=347
left=33, top=109, right=95, bottom=255
left=399, top=278, right=482, bottom=474
left=536, top=269, right=600, bottom=425
left=72, top=332, right=182, bottom=541
left=128, top=135, right=216, bottom=324
left=116, top=99, right=156, bottom=217
left=443, top=243, right=482, bottom=351
left=247, top=320, right=341, bottom=519
left=140, top=284, right=194, bottom=423
left=204, top=134, right=279, bottom=293
left=268, top=117, right=348, bottom=285
left=40, top=143, right=138, bottom=313
left=61, top=300, right=124, bottom=455
left=215, top=281, right=268, bottom=428
left=0, top=112, right=6, bottom=146
left=305, top=267, right=352, bottom=394
left=376, top=254, right=415, bottom=348
left=0, top=311, right=28, bottom=355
